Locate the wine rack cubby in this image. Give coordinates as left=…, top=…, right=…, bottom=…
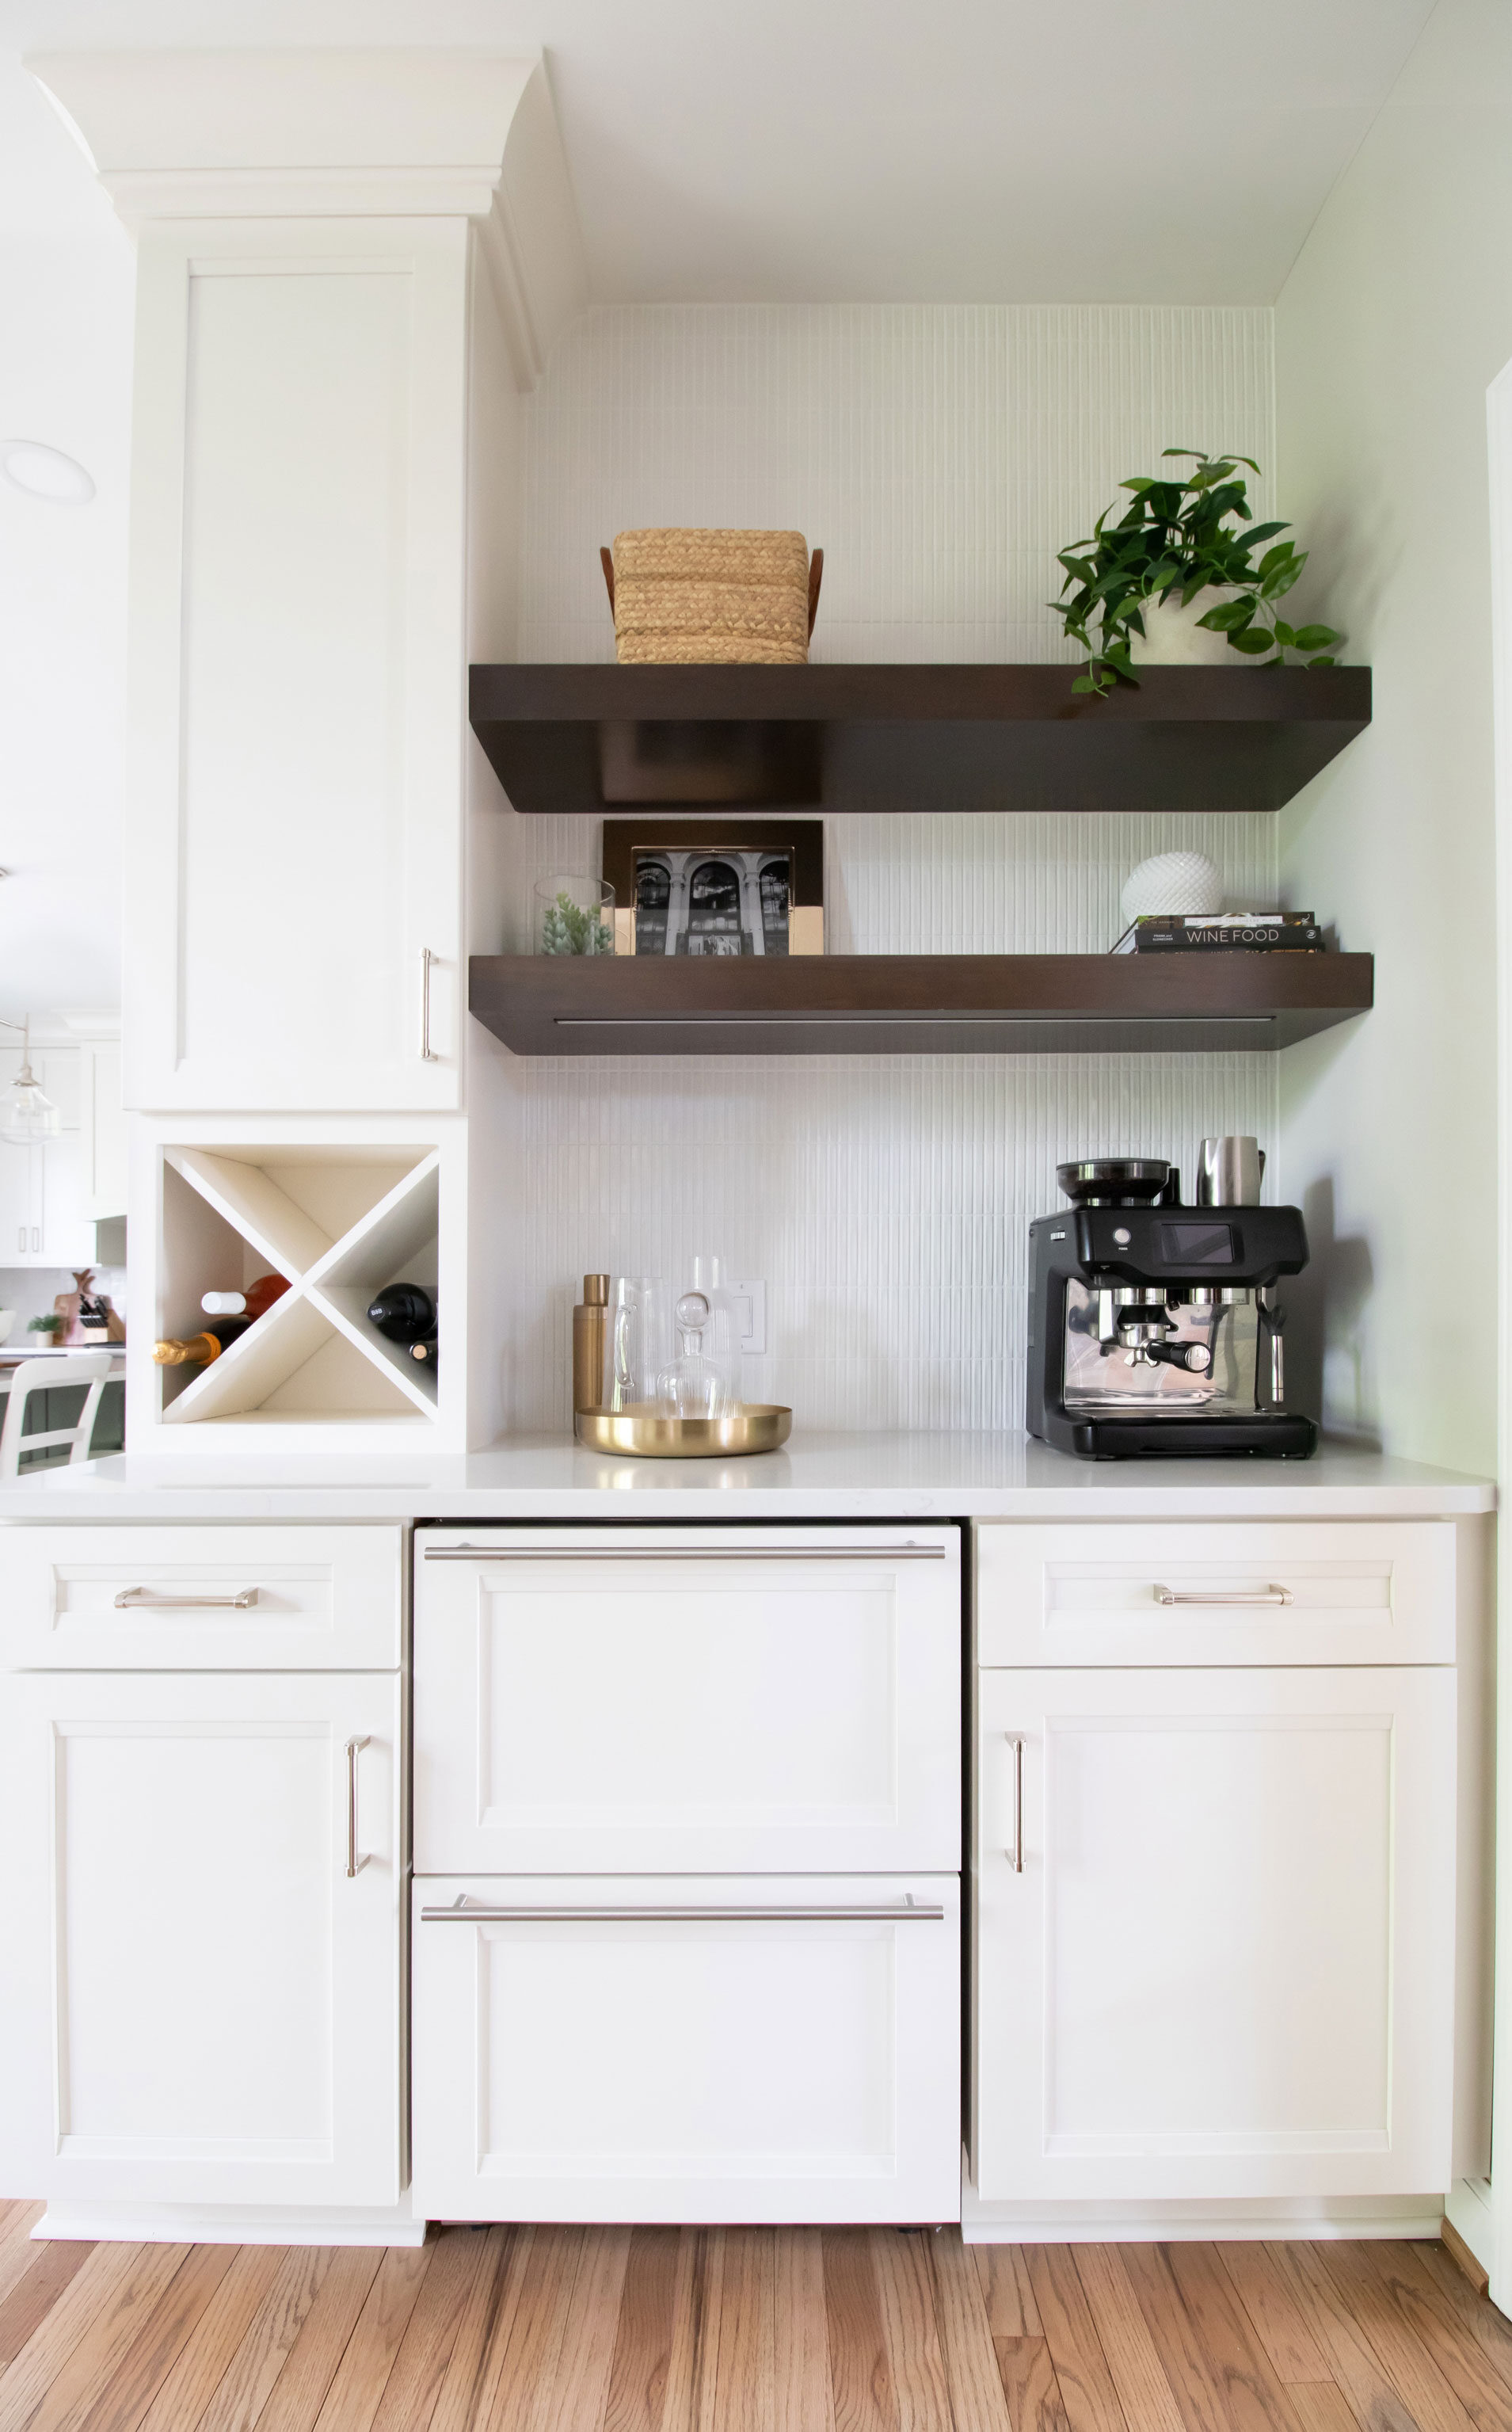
left=155, top=1145, right=442, bottom=1431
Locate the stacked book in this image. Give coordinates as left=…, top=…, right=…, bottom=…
left=1112, top=912, right=1323, bottom=956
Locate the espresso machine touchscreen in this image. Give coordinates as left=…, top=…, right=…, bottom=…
left=1026, top=1148, right=1317, bottom=1459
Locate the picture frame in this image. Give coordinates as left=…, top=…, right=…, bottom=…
left=600, top=819, right=825, bottom=959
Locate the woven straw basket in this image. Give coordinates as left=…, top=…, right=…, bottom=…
left=602, top=528, right=824, bottom=665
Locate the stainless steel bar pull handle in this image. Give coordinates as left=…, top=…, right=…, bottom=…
left=114, top=1586, right=259, bottom=1611
left=421, top=1894, right=945, bottom=1923
left=1006, top=1735, right=1025, bottom=1873
left=345, top=1736, right=371, bottom=1877
left=1153, top=1583, right=1293, bottom=1607
left=420, top=947, right=438, bottom=1062
left=423, top=1545, right=946, bottom=1564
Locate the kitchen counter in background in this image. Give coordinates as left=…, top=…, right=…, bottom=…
left=0, top=1431, right=1491, bottom=1520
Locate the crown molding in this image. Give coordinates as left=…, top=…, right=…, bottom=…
left=26, top=48, right=588, bottom=389
left=96, top=164, right=513, bottom=223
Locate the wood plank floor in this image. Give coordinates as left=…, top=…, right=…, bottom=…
left=0, top=2207, right=1506, bottom=2432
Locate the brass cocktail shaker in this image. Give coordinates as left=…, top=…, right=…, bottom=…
left=572, top=1274, right=609, bottom=1414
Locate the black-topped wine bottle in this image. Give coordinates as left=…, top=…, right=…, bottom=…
left=367, top=1283, right=436, bottom=1345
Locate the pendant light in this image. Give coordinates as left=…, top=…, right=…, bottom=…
left=0, top=1017, right=60, bottom=1145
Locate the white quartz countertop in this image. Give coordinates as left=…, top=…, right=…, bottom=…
left=0, top=1432, right=1492, bottom=1520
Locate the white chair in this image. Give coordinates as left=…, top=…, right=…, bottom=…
left=0, top=1351, right=114, bottom=1478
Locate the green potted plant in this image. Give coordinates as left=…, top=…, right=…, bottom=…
left=1051, top=448, right=1344, bottom=696
left=27, top=1313, right=64, bottom=1341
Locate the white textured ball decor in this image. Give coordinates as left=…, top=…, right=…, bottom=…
left=1120, top=851, right=1224, bottom=926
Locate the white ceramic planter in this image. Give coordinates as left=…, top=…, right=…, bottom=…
left=1127, top=586, right=1240, bottom=667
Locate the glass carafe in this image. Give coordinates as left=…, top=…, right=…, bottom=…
left=607, top=1277, right=670, bottom=1411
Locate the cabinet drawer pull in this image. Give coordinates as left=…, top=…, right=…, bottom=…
left=1153, top=1583, right=1293, bottom=1607
left=422, top=1545, right=946, bottom=1563
left=345, top=1736, right=371, bottom=1877
left=113, top=1586, right=259, bottom=1611
left=421, top=1894, right=945, bottom=1923
left=1006, top=1734, right=1025, bottom=1873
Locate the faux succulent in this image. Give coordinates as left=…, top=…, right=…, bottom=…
left=1052, top=448, right=1345, bottom=696
left=540, top=890, right=613, bottom=956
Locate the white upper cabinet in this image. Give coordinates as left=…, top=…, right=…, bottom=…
left=0, top=1049, right=96, bottom=1267
left=123, top=219, right=468, bottom=1112
left=79, top=1041, right=128, bottom=1218
left=28, top=49, right=590, bottom=1116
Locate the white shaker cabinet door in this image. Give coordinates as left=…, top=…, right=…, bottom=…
left=0, top=1053, right=93, bottom=1265
left=122, top=220, right=467, bottom=1111
left=0, top=1672, right=402, bottom=2208
left=0, top=1132, right=41, bottom=1261
left=414, top=1527, right=961, bottom=1873
left=973, top=1667, right=1455, bottom=2205
left=412, top=1874, right=961, bottom=2225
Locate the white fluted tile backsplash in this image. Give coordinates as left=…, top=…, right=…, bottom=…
left=496, top=301, right=1280, bottom=1431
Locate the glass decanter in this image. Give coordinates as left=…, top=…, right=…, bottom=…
left=656, top=1292, right=730, bottom=1420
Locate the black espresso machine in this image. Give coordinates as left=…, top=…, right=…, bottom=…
left=1026, top=1155, right=1317, bottom=1458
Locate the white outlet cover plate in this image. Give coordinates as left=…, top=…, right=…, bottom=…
left=727, top=1279, right=767, bottom=1357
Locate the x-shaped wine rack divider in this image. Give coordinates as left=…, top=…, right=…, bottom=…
left=160, top=1145, right=441, bottom=1424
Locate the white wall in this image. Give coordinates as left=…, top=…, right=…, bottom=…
left=489, top=302, right=1285, bottom=1431
left=1274, top=0, right=1512, bottom=1472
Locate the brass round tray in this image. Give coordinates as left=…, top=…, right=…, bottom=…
left=574, top=1403, right=792, bottom=1458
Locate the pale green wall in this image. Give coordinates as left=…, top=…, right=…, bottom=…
left=1275, top=0, right=1512, bottom=1471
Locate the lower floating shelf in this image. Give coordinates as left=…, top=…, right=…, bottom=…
left=469, top=953, right=1373, bottom=1057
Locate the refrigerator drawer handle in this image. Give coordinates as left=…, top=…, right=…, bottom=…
left=421, top=1546, right=946, bottom=1563
left=1152, top=1583, right=1294, bottom=1607
left=420, top=1896, right=945, bottom=1923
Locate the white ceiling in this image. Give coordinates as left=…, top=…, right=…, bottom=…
left=0, top=0, right=1439, bottom=1016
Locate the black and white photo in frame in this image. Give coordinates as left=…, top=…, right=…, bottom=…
left=600, top=820, right=825, bottom=957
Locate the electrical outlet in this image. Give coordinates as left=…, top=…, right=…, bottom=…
left=727, top=1279, right=767, bottom=1357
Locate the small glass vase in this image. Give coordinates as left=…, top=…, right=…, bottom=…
left=535, top=876, right=615, bottom=956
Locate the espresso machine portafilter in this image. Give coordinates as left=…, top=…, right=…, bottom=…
left=1025, top=1145, right=1316, bottom=1459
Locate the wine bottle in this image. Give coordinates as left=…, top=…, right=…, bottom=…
left=202, top=1274, right=287, bottom=1321
left=367, top=1283, right=436, bottom=1345
left=152, top=1318, right=251, bottom=1367
left=409, top=1339, right=438, bottom=1367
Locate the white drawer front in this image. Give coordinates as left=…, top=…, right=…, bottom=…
left=0, top=1524, right=404, bottom=1669
left=414, top=1527, right=960, bottom=1872
left=976, top=1520, right=1455, bottom=1666
left=411, top=1873, right=960, bottom=2224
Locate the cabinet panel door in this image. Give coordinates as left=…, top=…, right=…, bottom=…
left=412, top=1874, right=959, bottom=2224
left=0, top=1672, right=401, bottom=2206
left=80, top=1043, right=128, bottom=1218
left=973, top=1667, right=1454, bottom=2203
left=0, top=1052, right=96, bottom=1267
left=35, top=1132, right=94, bottom=1269
left=976, top=1521, right=1456, bottom=1667
left=414, top=1527, right=960, bottom=1872
left=0, top=1136, right=39, bottom=1261
left=123, top=222, right=465, bottom=1111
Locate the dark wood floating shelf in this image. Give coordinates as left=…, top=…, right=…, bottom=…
left=470, top=953, right=1374, bottom=1058
left=469, top=663, right=1372, bottom=816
